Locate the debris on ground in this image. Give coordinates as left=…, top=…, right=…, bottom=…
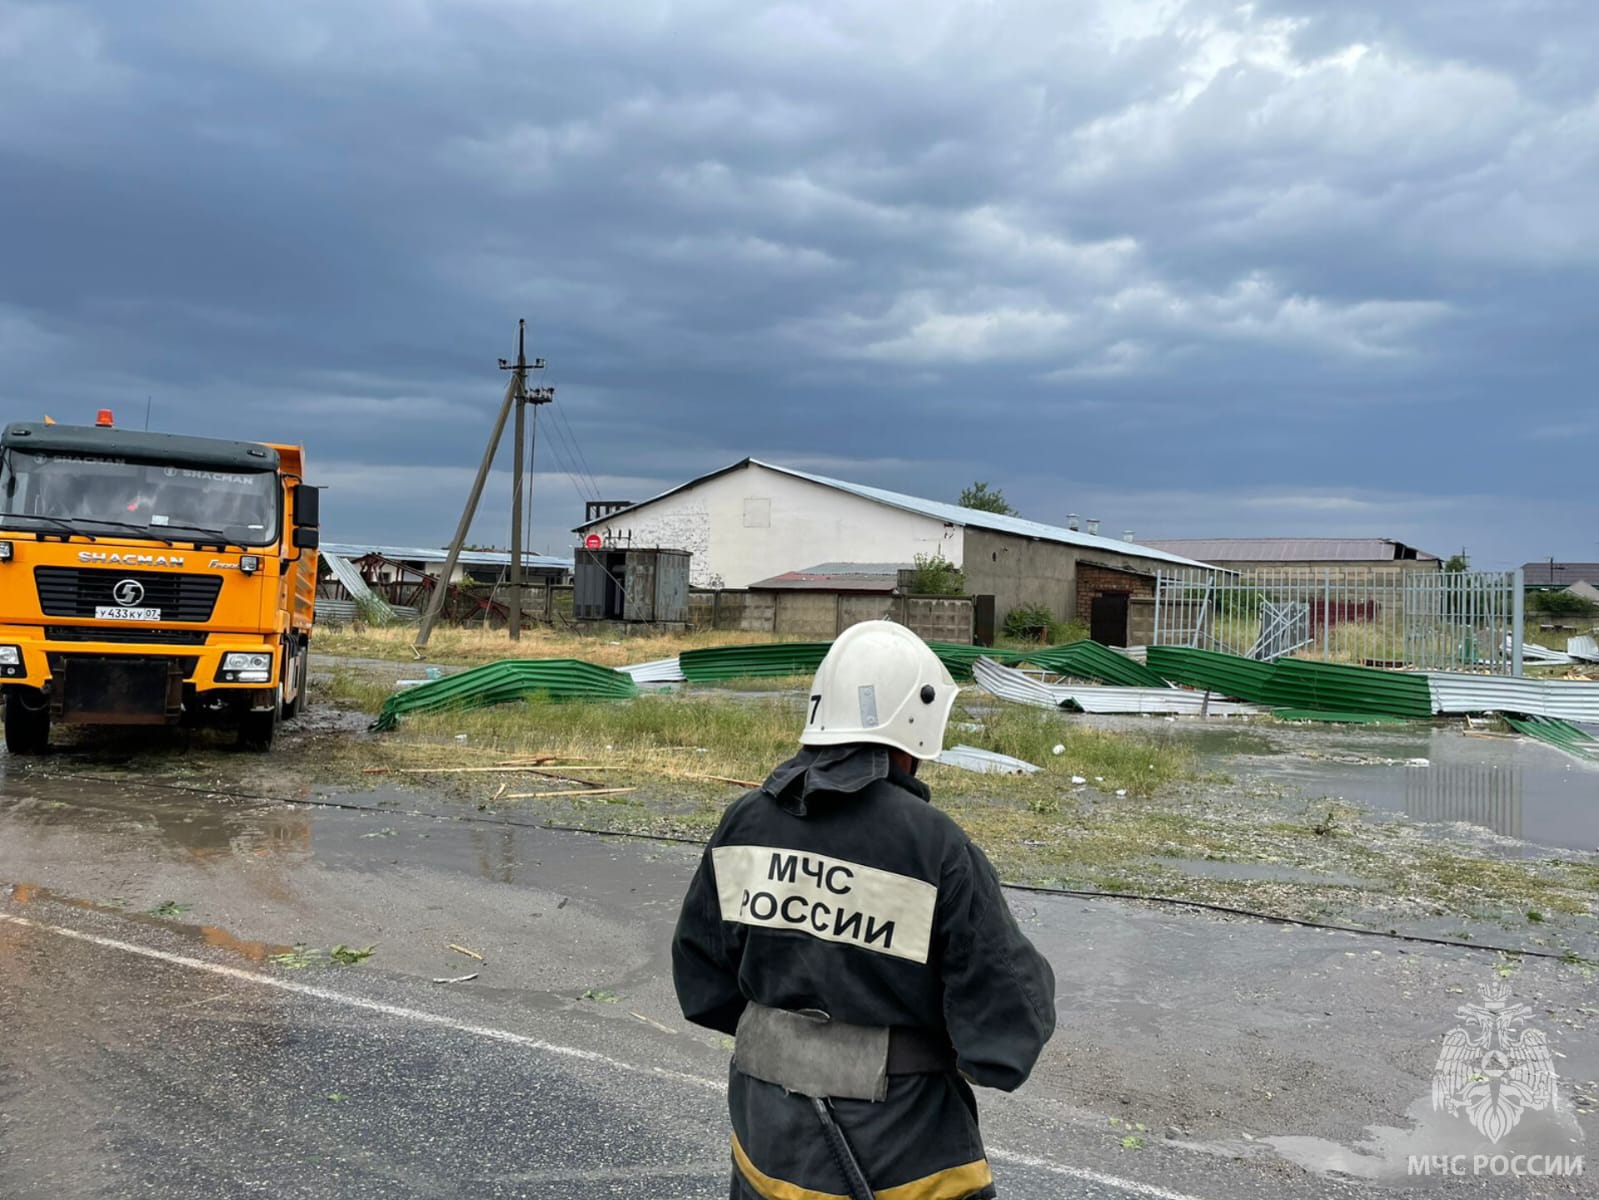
left=448, top=944, right=485, bottom=961
left=937, top=745, right=1042, bottom=775
left=372, top=659, right=638, bottom=730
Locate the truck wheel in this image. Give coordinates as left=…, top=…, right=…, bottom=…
left=238, top=688, right=281, bottom=752
left=4, top=690, right=51, bottom=755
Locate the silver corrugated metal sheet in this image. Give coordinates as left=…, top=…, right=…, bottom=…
left=973, top=657, right=1069, bottom=709
left=1567, top=635, right=1599, bottom=663
left=975, top=658, right=1260, bottom=716
left=321, top=551, right=397, bottom=623
left=314, top=598, right=358, bottom=625
left=1518, top=639, right=1575, bottom=665
left=1056, top=687, right=1264, bottom=717
left=618, top=657, right=686, bottom=684
left=937, top=745, right=1042, bottom=775
left=1427, top=673, right=1599, bottom=722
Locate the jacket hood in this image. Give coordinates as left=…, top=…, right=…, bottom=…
left=761, top=744, right=930, bottom=816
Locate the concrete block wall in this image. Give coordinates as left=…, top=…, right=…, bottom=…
left=903, top=597, right=973, bottom=644
left=840, top=595, right=896, bottom=628
left=772, top=592, right=839, bottom=638
left=687, top=589, right=971, bottom=643
left=690, top=590, right=777, bottom=632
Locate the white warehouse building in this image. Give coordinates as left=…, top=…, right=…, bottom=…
left=574, top=459, right=1211, bottom=641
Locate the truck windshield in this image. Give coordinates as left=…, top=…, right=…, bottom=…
left=0, top=450, right=280, bottom=547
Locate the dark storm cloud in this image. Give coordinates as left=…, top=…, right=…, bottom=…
left=2, top=0, right=1595, bottom=564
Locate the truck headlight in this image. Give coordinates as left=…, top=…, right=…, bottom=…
left=0, top=541, right=12, bottom=562
left=240, top=555, right=260, bottom=574
left=0, top=645, right=21, bottom=677
left=219, top=651, right=273, bottom=683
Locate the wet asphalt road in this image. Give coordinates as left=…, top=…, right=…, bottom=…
left=0, top=743, right=1593, bottom=1199
left=0, top=905, right=1197, bottom=1200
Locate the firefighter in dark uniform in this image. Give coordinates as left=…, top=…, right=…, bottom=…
left=672, top=621, right=1057, bottom=1200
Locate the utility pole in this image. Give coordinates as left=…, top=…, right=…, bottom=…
left=415, top=319, right=553, bottom=651
left=503, top=319, right=554, bottom=641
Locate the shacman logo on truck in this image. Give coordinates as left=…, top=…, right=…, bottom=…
left=79, top=551, right=186, bottom=568
left=712, top=845, right=938, bottom=964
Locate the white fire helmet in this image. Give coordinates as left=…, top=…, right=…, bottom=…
left=801, top=620, right=957, bottom=760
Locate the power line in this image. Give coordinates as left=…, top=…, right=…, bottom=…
left=545, top=402, right=598, bottom=503
left=550, top=388, right=602, bottom=500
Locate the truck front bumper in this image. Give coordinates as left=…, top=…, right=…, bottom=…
left=0, top=629, right=281, bottom=723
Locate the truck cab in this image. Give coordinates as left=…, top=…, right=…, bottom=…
left=0, top=415, right=319, bottom=752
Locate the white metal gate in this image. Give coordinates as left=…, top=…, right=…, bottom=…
left=1153, top=568, right=1525, bottom=674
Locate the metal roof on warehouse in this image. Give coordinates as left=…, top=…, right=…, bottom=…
left=1139, top=537, right=1438, bottom=562
left=574, top=459, right=1215, bottom=569
left=322, top=542, right=573, bottom=570
left=1522, top=561, right=1599, bottom=587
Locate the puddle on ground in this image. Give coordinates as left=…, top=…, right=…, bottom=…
left=0, top=773, right=318, bottom=862
left=1236, top=729, right=1599, bottom=852
left=1264, top=1093, right=1588, bottom=1189
left=6, top=881, right=292, bottom=962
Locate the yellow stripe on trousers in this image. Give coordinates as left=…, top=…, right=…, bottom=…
left=732, top=1132, right=994, bottom=1200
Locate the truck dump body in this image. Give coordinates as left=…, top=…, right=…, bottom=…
left=0, top=419, right=319, bottom=751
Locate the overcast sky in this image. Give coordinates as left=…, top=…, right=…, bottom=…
left=3, top=1, right=1595, bottom=568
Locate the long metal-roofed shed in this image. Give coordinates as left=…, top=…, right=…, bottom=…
left=320, top=543, right=573, bottom=587
left=1139, top=537, right=1440, bottom=574
left=1522, top=561, right=1599, bottom=590
left=572, top=459, right=1213, bottom=637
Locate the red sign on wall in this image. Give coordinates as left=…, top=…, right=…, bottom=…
left=584, top=534, right=603, bottom=550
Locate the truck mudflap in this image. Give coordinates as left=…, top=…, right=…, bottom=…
left=51, top=654, right=187, bottom=726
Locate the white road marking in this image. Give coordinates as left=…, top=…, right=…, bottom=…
left=0, top=912, right=720, bottom=1092
left=0, top=910, right=1216, bottom=1200
left=988, top=1148, right=1214, bottom=1200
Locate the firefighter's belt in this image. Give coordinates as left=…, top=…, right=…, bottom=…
left=733, top=1003, right=956, bottom=1102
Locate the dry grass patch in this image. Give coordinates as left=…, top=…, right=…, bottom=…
left=315, top=624, right=814, bottom=668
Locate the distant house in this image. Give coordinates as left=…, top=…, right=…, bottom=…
left=574, top=459, right=1213, bottom=643
left=1522, top=561, right=1599, bottom=591
left=1139, top=538, right=1441, bottom=574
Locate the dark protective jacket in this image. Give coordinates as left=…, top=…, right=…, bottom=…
left=672, top=745, right=1057, bottom=1200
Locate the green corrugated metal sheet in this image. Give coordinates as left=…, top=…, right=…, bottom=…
left=679, top=643, right=834, bottom=681
left=374, top=659, right=638, bottom=730
left=679, top=639, right=1033, bottom=683
left=926, top=642, right=1025, bottom=681
left=1504, top=715, right=1599, bottom=763
left=1017, top=641, right=1169, bottom=688
left=1148, top=646, right=1433, bottom=716
left=1145, top=646, right=1277, bottom=704
left=1262, top=658, right=1433, bottom=718
left=1271, top=709, right=1411, bottom=725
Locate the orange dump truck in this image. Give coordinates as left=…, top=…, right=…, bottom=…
left=0, top=413, right=319, bottom=752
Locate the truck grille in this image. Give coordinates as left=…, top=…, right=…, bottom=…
left=45, top=625, right=210, bottom=646
left=33, top=567, right=224, bottom=623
